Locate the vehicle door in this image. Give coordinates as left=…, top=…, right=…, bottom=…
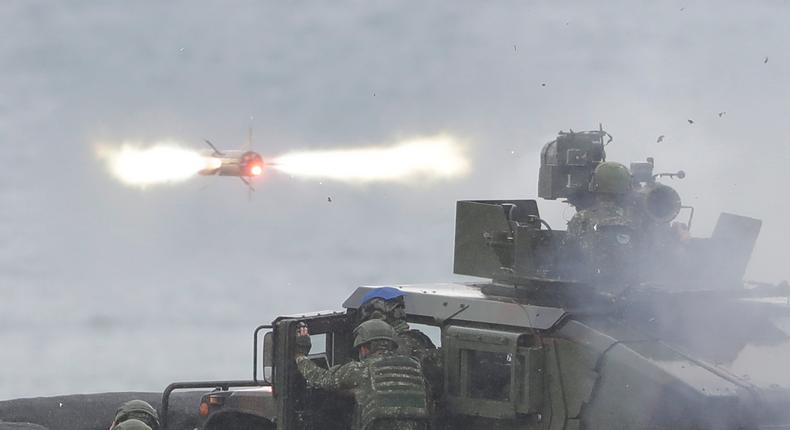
left=272, top=312, right=355, bottom=430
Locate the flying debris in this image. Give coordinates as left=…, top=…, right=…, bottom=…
left=763, top=56, right=769, bottom=64
left=656, top=135, right=665, bottom=143
left=687, top=119, right=695, bottom=124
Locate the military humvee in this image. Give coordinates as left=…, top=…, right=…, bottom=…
left=2, top=129, right=788, bottom=430
left=158, top=129, right=790, bottom=430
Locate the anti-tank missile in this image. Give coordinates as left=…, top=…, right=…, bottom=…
left=198, top=139, right=265, bottom=189
left=198, top=149, right=265, bottom=177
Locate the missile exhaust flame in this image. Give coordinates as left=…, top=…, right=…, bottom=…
left=98, top=134, right=470, bottom=188
left=97, top=142, right=213, bottom=187
left=271, top=135, right=469, bottom=183
left=206, top=157, right=223, bottom=170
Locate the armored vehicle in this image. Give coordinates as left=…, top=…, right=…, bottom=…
left=2, top=129, right=789, bottom=430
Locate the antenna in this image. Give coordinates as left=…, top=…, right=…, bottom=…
left=436, top=304, right=470, bottom=326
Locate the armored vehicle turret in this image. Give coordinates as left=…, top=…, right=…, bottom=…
left=458, top=128, right=760, bottom=291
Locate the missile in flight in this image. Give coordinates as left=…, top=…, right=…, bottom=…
left=198, top=130, right=266, bottom=190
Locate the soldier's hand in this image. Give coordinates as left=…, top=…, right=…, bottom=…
left=295, top=322, right=312, bottom=357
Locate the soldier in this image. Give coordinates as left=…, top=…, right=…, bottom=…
left=567, top=161, right=637, bottom=283
left=109, top=400, right=159, bottom=430
left=357, top=288, right=441, bottom=390
left=295, top=319, right=429, bottom=430
left=111, top=419, right=151, bottom=430
left=567, top=162, right=634, bottom=236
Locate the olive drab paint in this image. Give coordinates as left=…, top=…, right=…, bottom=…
left=145, top=129, right=785, bottom=430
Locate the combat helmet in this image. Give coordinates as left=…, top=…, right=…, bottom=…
left=113, top=400, right=160, bottom=430
left=112, top=419, right=152, bottom=430
left=353, top=319, right=397, bottom=348
left=361, top=287, right=405, bottom=305
left=359, top=287, right=407, bottom=326
left=589, top=162, right=631, bottom=194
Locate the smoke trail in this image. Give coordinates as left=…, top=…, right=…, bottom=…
left=271, top=134, right=469, bottom=183
left=97, top=141, right=212, bottom=187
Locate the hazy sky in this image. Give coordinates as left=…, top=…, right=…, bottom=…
left=1, top=1, right=789, bottom=398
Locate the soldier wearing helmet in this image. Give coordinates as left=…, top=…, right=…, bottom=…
left=357, top=288, right=441, bottom=397
left=295, top=319, right=429, bottom=430
left=109, top=400, right=159, bottom=430
left=568, top=162, right=633, bottom=233
left=567, top=162, right=638, bottom=283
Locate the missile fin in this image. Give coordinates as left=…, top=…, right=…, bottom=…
left=204, top=139, right=224, bottom=156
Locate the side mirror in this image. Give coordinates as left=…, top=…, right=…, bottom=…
left=254, top=325, right=273, bottom=385
left=262, top=331, right=274, bottom=383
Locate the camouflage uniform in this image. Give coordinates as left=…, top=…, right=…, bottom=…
left=567, top=196, right=638, bottom=282
left=296, top=319, right=429, bottom=430
left=567, top=162, right=638, bottom=285
left=297, top=351, right=428, bottom=430
left=566, top=197, right=635, bottom=238
left=359, top=289, right=442, bottom=398
left=392, top=326, right=442, bottom=399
